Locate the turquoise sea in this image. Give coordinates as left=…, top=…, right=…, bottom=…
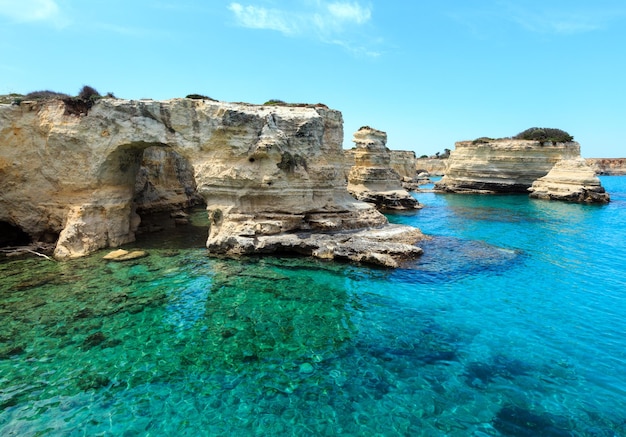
left=1, top=177, right=625, bottom=436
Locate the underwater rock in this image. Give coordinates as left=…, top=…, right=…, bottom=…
left=83, top=331, right=106, bottom=349
left=102, top=249, right=148, bottom=261
left=299, top=363, right=314, bottom=374
left=493, top=405, right=574, bottom=437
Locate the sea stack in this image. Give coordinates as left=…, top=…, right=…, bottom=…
left=347, top=127, right=420, bottom=210
left=528, top=158, right=610, bottom=203
left=434, top=133, right=610, bottom=203
left=434, top=138, right=581, bottom=193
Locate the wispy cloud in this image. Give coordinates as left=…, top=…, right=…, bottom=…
left=0, top=0, right=69, bottom=28
left=228, top=3, right=297, bottom=34
left=228, top=1, right=379, bottom=56
left=496, top=1, right=626, bottom=35
left=452, top=1, right=626, bottom=37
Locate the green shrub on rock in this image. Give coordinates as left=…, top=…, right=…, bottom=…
left=514, top=127, right=573, bottom=143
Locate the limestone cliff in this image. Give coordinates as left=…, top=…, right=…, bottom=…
left=0, top=98, right=425, bottom=265
left=134, top=146, right=201, bottom=215
left=415, top=158, right=447, bottom=176
left=435, top=140, right=581, bottom=193
left=389, top=150, right=417, bottom=180
left=346, top=127, right=420, bottom=210
left=586, top=158, right=626, bottom=176
left=529, top=158, right=610, bottom=203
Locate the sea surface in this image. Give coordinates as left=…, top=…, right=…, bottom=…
left=1, top=177, right=625, bottom=436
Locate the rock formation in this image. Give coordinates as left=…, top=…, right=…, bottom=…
left=389, top=150, right=425, bottom=191
left=415, top=158, right=447, bottom=176
left=346, top=127, right=420, bottom=210
left=586, top=158, right=626, bottom=176
left=133, top=146, right=203, bottom=233
left=529, top=158, right=610, bottom=203
left=134, top=146, right=202, bottom=215
left=0, top=98, right=425, bottom=266
left=434, top=138, right=610, bottom=203
left=435, top=139, right=582, bottom=193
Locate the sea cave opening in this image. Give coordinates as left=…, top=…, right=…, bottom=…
left=131, top=146, right=208, bottom=248
left=0, top=221, right=31, bottom=247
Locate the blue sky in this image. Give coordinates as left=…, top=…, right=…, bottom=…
left=1, top=0, right=625, bottom=157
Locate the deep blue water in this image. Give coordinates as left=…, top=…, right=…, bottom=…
left=1, top=177, right=625, bottom=436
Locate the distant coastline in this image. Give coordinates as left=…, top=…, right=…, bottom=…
left=585, top=158, right=626, bottom=176
left=415, top=157, right=626, bottom=176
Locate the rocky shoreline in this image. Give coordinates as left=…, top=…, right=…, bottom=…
left=0, top=97, right=425, bottom=266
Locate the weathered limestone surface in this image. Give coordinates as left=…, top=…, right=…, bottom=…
left=389, top=150, right=417, bottom=179
left=0, top=98, right=425, bottom=265
left=529, top=158, right=610, bottom=203
left=434, top=140, right=581, bottom=193
left=586, top=158, right=626, bottom=176
left=347, top=127, right=420, bottom=210
left=134, top=146, right=202, bottom=215
left=415, top=158, right=447, bottom=176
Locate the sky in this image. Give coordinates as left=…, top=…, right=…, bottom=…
left=1, top=0, right=625, bottom=157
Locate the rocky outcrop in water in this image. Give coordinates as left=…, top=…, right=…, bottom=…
left=586, top=158, right=626, bottom=176
left=435, top=139, right=581, bottom=193
left=0, top=98, right=425, bottom=265
left=434, top=139, right=609, bottom=203
left=528, top=158, right=610, bottom=203
left=346, top=127, right=420, bottom=210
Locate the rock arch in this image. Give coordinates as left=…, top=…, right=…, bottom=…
left=1, top=98, right=425, bottom=266
left=55, top=140, right=202, bottom=259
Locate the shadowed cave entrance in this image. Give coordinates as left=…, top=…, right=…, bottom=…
left=0, top=221, right=31, bottom=247
left=100, top=143, right=208, bottom=249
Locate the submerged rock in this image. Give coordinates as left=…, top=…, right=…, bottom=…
left=102, top=249, right=148, bottom=261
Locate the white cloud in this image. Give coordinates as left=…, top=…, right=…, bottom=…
left=498, top=2, right=625, bottom=35
left=228, top=3, right=297, bottom=35
left=228, top=1, right=376, bottom=55
left=0, top=0, right=68, bottom=27
left=327, top=2, right=371, bottom=24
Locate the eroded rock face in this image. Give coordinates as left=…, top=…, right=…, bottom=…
left=347, top=127, right=420, bottom=210
left=529, top=158, right=610, bottom=203
left=586, top=158, right=626, bottom=176
left=0, top=98, right=425, bottom=265
left=435, top=140, right=581, bottom=193
left=415, top=158, right=447, bottom=176
left=134, top=146, right=201, bottom=215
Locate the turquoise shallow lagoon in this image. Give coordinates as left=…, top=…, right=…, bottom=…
left=1, top=177, right=625, bottom=436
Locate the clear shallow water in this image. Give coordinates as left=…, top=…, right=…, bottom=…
left=1, top=177, right=626, bottom=436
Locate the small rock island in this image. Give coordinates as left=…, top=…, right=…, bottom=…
left=435, top=128, right=609, bottom=203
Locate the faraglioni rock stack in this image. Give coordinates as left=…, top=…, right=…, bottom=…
left=528, top=158, right=610, bottom=203
left=434, top=136, right=609, bottom=203
left=347, top=127, right=420, bottom=210
left=0, top=97, right=426, bottom=266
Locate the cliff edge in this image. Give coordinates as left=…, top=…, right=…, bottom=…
left=434, top=138, right=609, bottom=203
left=0, top=98, right=425, bottom=266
